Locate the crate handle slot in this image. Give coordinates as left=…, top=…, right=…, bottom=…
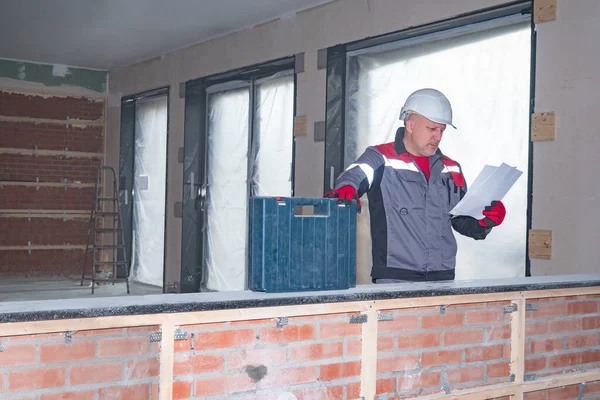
left=293, top=204, right=329, bottom=217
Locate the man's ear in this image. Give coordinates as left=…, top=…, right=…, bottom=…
left=405, top=118, right=414, bottom=133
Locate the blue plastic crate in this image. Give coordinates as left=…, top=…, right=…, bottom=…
left=248, top=196, right=357, bottom=293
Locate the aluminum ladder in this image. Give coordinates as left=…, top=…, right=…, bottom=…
left=80, top=165, right=130, bottom=294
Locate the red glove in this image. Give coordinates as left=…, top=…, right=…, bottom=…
left=479, top=200, right=506, bottom=227
left=324, top=185, right=361, bottom=212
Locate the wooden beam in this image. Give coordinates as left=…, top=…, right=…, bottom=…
left=0, top=209, right=89, bottom=219
left=0, top=147, right=104, bottom=159
left=0, top=244, right=86, bottom=251
left=531, top=112, right=555, bottom=141
left=510, top=297, right=526, bottom=400
left=159, top=321, right=175, bottom=400
left=360, top=308, right=378, bottom=399
left=0, top=86, right=107, bottom=100
left=0, top=181, right=95, bottom=188
left=534, top=0, right=557, bottom=23
left=0, top=114, right=104, bottom=128
left=528, top=229, right=552, bottom=259
left=294, top=115, right=308, bottom=137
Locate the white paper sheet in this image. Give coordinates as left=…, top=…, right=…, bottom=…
left=450, top=163, right=523, bottom=219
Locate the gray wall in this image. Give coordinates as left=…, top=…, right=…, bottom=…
left=108, top=0, right=594, bottom=288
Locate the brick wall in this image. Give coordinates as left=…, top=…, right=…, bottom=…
left=0, top=90, right=105, bottom=277
left=1, top=293, right=600, bottom=399
left=0, top=326, right=159, bottom=399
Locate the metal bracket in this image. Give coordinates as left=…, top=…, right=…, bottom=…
left=524, top=373, right=537, bottom=381
left=149, top=331, right=162, bottom=343
left=174, top=329, right=188, bottom=341
left=65, top=331, right=76, bottom=346
left=349, top=314, right=368, bottom=324
left=377, top=312, right=394, bottom=321
left=441, top=370, right=451, bottom=394
left=0, top=341, right=3, bottom=352
left=509, top=374, right=516, bottom=382
left=526, top=303, right=538, bottom=311
left=149, top=328, right=189, bottom=343
left=275, top=317, right=289, bottom=328
left=504, top=304, right=518, bottom=313
left=578, top=382, right=586, bottom=400
left=440, top=305, right=447, bottom=315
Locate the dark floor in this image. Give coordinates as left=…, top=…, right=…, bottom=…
left=0, top=276, right=163, bottom=302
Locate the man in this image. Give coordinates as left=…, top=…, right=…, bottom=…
left=324, top=88, right=506, bottom=283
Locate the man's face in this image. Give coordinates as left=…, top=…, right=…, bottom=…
left=404, top=113, right=446, bottom=157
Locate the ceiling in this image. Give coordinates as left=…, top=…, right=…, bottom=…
left=0, top=0, right=332, bottom=70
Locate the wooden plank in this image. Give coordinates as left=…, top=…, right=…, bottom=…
left=534, top=0, right=557, bottom=23
left=0, top=85, right=107, bottom=100
left=531, top=112, right=555, bottom=141
left=510, top=297, right=526, bottom=400
left=528, top=229, right=552, bottom=259
left=0, top=244, right=86, bottom=251
left=0, top=114, right=104, bottom=128
left=0, top=181, right=95, bottom=188
left=159, top=322, right=175, bottom=400
left=294, top=115, right=308, bottom=137
left=360, top=308, right=378, bottom=399
left=373, top=291, right=520, bottom=310
left=0, top=147, right=104, bottom=159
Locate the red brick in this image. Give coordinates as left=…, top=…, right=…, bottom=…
left=319, top=321, right=361, bottom=338
left=378, top=336, right=395, bottom=352
left=567, top=301, right=598, bottom=315
left=581, top=350, right=600, bottom=364
left=444, top=328, right=484, bottom=345
left=377, top=355, right=419, bottom=373
left=347, top=339, right=362, bottom=356
left=530, top=338, right=564, bottom=354
left=525, top=357, right=547, bottom=373
left=97, top=384, right=152, bottom=400
left=294, top=385, right=345, bottom=400
left=465, top=345, right=504, bottom=362
left=465, top=309, right=503, bottom=325
left=289, top=342, right=343, bottom=362
left=547, top=385, right=580, bottom=400
left=397, top=332, right=440, bottom=350
left=421, top=313, right=463, bottom=329
left=0, top=154, right=101, bottom=183
left=447, top=366, right=485, bottom=384
left=548, top=352, right=582, bottom=369
left=319, top=361, right=361, bottom=381
left=261, top=325, right=313, bottom=344
left=261, top=366, right=316, bottom=388
left=0, top=186, right=95, bottom=211
left=198, top=328, right=257, bottom=349
left=40, top=341, right=95, bottom=364
left=8, top=367, right=66, bottom=391
left=229, top=347, right=287, bottom=369
left=376, top=378, right=395, bottom=394
left=529, top=303, right=567, bottom=318
left=0, top=217, right=89, bottom=247
left=486, top=325, right=511, bottom=341
left=0, top=248, right=88, bottom=277
left=526, top=321, right=549, bottom=336
left=194, top=374, right=254, bottom=396
left=172, top=380, right=192, bottom=400
left=378, top=315, right=419, bottom=333
left=397, top=371, right=441, bottom=391
left=0, top=344, right=36, bottom=367
left=583, top=316, right=600, bottom=330
left=127, top=357, right=160, bottom=379
left=0, top=121, right=103, bottom=153
left=98, top=336, right=149, bottom=358
left=567, top=333, right=597, bottom=349
left=70, top=361, right=123, bottom=385
left=487, top=361, right=510, bottom=378
left=173, top=354, right=224, bottom=376
left=421, top=349, right=462, bottom=366
left=549, top=319, right=582, bottom=333
left=524, top=390, right=548, bottom=400
left=347, top=382, right=361, bottom=399
left=41, top=391, right=95, bottom=400
left=0, top=92, right=104, bottom=120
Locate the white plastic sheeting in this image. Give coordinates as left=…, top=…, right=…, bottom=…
left=131, top=94, right=168, bottom=287
left=252, top=73, right=294, bottom=197
left=204, top=73, right=294, bottom=292
left=345, top=20, right=531, bottom=281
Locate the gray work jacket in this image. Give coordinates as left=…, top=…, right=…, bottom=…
left=334, top=128, right=491, bottom=282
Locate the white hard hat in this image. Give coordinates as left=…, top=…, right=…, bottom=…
left=399, top=88, right=456, bottom=128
